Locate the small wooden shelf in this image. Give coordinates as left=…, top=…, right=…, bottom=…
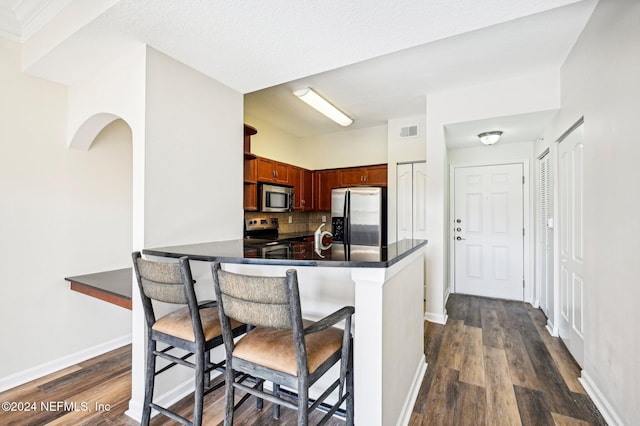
left=65, top=268, right=132, bottom=310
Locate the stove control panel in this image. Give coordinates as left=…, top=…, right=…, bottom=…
left=245, top=217, right=279, bottom=232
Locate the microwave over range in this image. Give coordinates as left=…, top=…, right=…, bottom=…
left=260, top=183, right=294, bottom=212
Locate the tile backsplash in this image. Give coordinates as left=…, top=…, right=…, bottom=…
left=244, top=211, right=331, bottom=235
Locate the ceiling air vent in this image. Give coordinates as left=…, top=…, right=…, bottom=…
left=399, top=125, right=419, bottom=138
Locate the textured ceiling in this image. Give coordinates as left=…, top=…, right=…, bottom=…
left=0, top=0, right=597, bottom=146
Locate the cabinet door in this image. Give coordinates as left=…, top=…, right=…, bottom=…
left=257, top=158, right=276, bottom=182
left=302, top=169, right=314, bottom=211
left=274, top=161, right=289, bottom=183
left=364, top=165, right=388, bottom=186
left=315, top=170, right=340, bottom=211
left=289, top=166, right=303, bottom=210
left=340, top=167, right=365, bottom=186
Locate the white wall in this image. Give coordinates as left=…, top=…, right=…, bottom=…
left=425, top=71, right=560, bottom=321
left=0, top=38, right=131, bottom=386
left=301, top=124, right=388, bottom=170
left=243, top=113, right=303, bottom=166
left=387, top=115, right=427, bottom=244
left=448, top=141, right=534, bottom=165
left=144, top=48, right=244, bottom=247
left=537, top=1, right=640, bottom=423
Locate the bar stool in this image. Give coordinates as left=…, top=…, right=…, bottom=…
left=211, top=262, right=355, bottom=426
left=132, top=252, right=245, bottom=426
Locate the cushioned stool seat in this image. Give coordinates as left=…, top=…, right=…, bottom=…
left=153, top=304, right=242, bottom=343
left=233, top=322, right=343, bottom=376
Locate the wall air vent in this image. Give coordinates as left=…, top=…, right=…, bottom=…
left=399, top=125, right=419, bottom=138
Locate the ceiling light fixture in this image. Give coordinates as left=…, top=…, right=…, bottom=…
left=478, top=131, right=503, bottom=145
left=293, top=87, right=353, bottom=127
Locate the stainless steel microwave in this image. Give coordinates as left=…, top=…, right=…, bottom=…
left=260, top=183, right=294, bottom=212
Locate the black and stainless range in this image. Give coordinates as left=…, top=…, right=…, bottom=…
left=244, top=217, right=291, bottom=258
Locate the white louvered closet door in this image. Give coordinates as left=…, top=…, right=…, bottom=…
left=537, top=152, right=553, bottom=316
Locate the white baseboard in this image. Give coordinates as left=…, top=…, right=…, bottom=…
left=579, top=370, right=624, bottom=426
left=545, top=319, right=558, bottom=337
left=397, top=356, right=427, bottom=426
left=425, top=312, right=448, bottom=324
left=126, top=371, right=224, bottom=422
left=0, top=334, right=131, bottom=393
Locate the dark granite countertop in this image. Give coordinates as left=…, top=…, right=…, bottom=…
left=276, top=232, right=314, bottom=241
left=143, top=239, right=427, bottom=268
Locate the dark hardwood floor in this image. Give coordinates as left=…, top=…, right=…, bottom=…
left=411, top=294, right=606, bottom=426
left=0, top=294, right=606, bottom=425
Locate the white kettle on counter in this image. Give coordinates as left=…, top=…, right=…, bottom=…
left=314, top=223, right=332, bottom=256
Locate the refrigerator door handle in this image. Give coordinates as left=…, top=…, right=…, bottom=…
left=344, top=190, right=350, bottom=245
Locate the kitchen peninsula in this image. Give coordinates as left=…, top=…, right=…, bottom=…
left=143, top=238, right=427, bottom=426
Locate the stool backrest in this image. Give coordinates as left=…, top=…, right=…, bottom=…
left=135, top=256, right=187, bottom=304
left=132, top=252, right=202, bottom=337
left=213, top=267, right=292, bottom=329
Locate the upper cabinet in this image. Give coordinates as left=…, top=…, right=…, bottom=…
left=314, top=170, right=340, bottom=211
left=257, top=158, right=289, bottom=184
left=288, top=166, right=314, bottom=211
left=339, top=164, right=388, bottom=187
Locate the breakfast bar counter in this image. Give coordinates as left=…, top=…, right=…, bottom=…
left=143, top=238, right=426, bottom=268
left=142, top=238, right=427, bottom=426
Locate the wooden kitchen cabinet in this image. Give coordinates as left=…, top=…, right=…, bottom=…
left=289, top=166, right=302, bottom=210
left=339, top=164, right=388, bottom=186
left=302, top=169, right=314, bottom=211
left=242, top=127, right=387, bottom=212
left=363, top=164, right=388, bottom=185
left=257, top=157, right=289, bottom=184
left=314, top=169, right=340, bottom=211
left=289, top=166, right=315, bottom=211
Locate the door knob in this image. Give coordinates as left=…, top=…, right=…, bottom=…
left=456, top=236, right=465, bottom=241
left=456, top=219, right=462, bottom=223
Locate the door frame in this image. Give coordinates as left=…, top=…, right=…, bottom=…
left=448, top=159, right=532, bottom=303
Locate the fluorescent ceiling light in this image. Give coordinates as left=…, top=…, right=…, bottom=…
left=478, top=131, right=503, bottom=145
left=293, top=88, right=353, bottom=126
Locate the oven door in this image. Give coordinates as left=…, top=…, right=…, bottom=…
left=261, top=242, right=292, bottom=259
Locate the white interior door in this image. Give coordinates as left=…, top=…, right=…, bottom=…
left=396, top=161, right=427, bottom=241
left=454, top=164, right=524, bottom=300
left=558, top=124, right=584, bottom=366
left=413, top=162, right=427, bottom=239
left=397, top=163, right=413, bottom=241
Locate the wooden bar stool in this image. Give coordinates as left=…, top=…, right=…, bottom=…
left=211, top=262, right=354, bottom=426
left=132, top=252, right=245, bottom=426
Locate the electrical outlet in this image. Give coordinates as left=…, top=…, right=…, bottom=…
left=321, top=215, right=326, bottom=222
left=288, top=216, right=292, bottom=224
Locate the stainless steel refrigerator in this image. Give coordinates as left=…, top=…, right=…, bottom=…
left=331, top=186, right=387, bottom=247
